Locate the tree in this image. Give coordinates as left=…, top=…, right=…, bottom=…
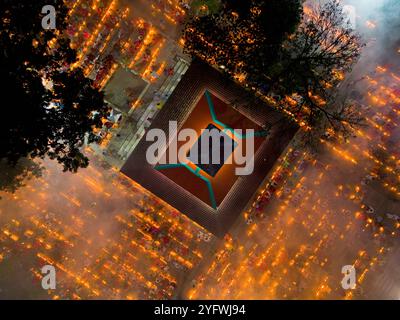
left=0, top=158, right=43, bottom=198
left=183, top=0, right=365, bottom=143
left=183, top=0, right=303, bottom=82
left=262, top=0, right=364, bottom=141
left=0, top=1, right=109, bottom=179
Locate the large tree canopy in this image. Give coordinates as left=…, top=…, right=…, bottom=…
left=183, top=0, right=303, bottom=82
left=0, top=158, right=42, bottom=197
left=183, top=0, right=365, bottom=142
left=263, top=1, right=364, bottom=134
left=0, top=0, right=109, bottom=174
